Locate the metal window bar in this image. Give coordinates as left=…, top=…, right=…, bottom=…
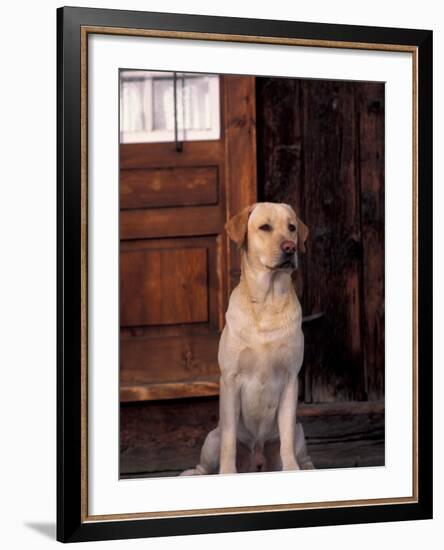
left=173, top=72, right=183, bottom=152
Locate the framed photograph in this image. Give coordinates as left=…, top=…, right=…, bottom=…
left=57, top=6, right=433, bottom=543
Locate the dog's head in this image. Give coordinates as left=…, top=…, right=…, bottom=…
left=225, top=202, right=309, bottom=272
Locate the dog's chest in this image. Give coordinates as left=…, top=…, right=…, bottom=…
left=236, top=341, right=296, bottom=440
left=220, top=288, right=304, bottom=441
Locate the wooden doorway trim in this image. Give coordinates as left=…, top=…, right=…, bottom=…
left=224, top=76, right=258, bottom=295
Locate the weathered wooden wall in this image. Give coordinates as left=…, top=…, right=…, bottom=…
left=256, top=78, right=385, bottom=403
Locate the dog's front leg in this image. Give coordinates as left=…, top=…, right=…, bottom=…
left=218, top=374, right=240, bottom=474
left=278, top=374, right=300, bottom=471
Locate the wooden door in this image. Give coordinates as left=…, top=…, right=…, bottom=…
left=119, top=75, right=256, bottom=402
left=256, top=77, right=385, bottom=403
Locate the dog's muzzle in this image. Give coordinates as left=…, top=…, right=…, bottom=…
left=270, top=252, right=298, bottom=270
left=277, top=240, right=297, bottom=269
left=278, top=255, right=297, bottom=269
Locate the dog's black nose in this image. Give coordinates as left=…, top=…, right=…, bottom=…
left=281, top=240, right=296, bottom=255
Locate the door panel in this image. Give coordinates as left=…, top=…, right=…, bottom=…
left=120, top=234, right=222, bottom=398
left=120, top=140, right=224, bottom=169
left=120, top=204, right=225, bottom=240
left=119, top=75, right=257, bottom=402
left=120, top=247, right=208, bottom=327
left=120, top=166, right=219, bottom=210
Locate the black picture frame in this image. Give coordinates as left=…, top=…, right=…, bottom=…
left=57, top=6, right=433, bottom=543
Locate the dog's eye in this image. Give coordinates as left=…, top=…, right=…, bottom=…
left=259, top=224, right=272, bottom=232
left=288, top=224, right=296, bottom=232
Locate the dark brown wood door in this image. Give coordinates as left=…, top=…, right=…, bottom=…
left=256, top=77, right=385, bottom=403
left=119, top=76, right=256, bottom=402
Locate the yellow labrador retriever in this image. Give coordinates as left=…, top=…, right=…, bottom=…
left=181, top=202, right=314, bottom=475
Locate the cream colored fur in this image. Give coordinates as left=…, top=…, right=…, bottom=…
left=181, top=202, right=314, bottom=475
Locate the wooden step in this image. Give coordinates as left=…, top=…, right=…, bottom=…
left=120, top=377, right=220, bottom=402
left=120, top=398, right=385, bottom=477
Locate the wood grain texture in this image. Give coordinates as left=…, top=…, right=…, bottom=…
left=120, top=247, right=208, bottom=326
left=120, top=166, right=218, bottom=209
left=120, top=236, right=221, bottom=330
left=224, top=76, right=258, bottom=293
left=257, top=78, right=385, bottom=403
left=357, top=83, right=385, bottom=400
left=119, top=239, right=221, bottom=393
left=120, top=378, right=220, bottom=402
left=119, top=76, right=384, bottom=405
left=120, top=398, right=384, bottom=475
left=120, top=204, right=225, bottom=240
left=120, top=140, right=223, bottom=169
left=302, top=80, right=365, bottom=402
left=256, top=78, right=306, bottom=399
left=120, top=332, right=220, bottom=387
left=119, top=76, right=257, bottom=400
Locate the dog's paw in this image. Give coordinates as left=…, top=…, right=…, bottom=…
left=218, top=466, right=237, bottom=475
left=281, top=458, right=300, bottom=471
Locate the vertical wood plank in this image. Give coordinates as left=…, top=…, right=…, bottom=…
left=257, top=78, right=303, bottom=207
left=357, top=83, right=385, bottom=400
left=302, top=80, right=365, bottom=402
left=256, top=78, right=386, bottom=404
left=224, top=76, right=258, bottom=294
left=256, top=77, right=306, bottom=400
left=256, top=79, right=306, bottom=299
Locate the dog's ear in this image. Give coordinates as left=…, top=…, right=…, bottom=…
left=297, top=218, right=309, bottom=254
left=225, top=205, right=255, bottom=249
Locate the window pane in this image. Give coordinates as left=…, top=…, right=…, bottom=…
left=152, top=78, right=172, bottom=131
left=120, top=71, right=220, bottom=144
